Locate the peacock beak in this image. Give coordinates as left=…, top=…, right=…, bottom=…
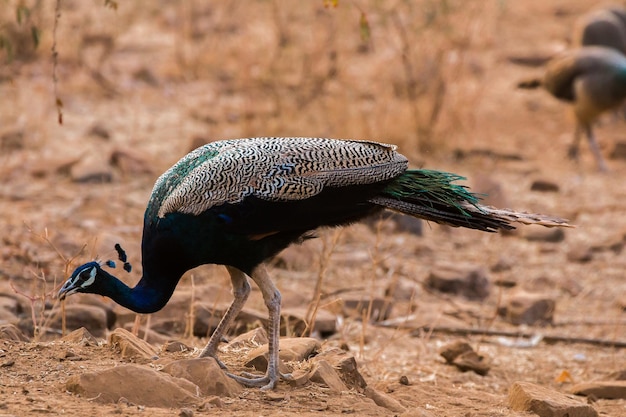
left=57, top=279, right=78, bottom=300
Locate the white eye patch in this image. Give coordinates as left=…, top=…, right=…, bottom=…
left=78, top=267, right=97, bottom=288
left=67, top=266, right=97, bottom=293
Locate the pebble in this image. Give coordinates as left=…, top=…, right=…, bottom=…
left=425, top=264, right=490, bottom=300
left=499, top=292, right=556, bottom=325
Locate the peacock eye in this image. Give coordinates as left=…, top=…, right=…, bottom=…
left=75, top=267, right=97, bottom=289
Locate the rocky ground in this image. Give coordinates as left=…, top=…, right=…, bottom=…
left=0, top=1, right=625, bottom=416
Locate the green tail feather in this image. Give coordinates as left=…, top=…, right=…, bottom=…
left=383, top=170, right=481, bottom=214
left=374, top=170, right=513, bottom=232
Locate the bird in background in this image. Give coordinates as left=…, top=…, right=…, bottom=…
left=573, top=6, right=626, bottom=54
left=518, top=46, right=626, bottom=172
left=57, top=137, right=571, bottom=390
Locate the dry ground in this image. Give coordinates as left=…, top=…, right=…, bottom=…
left=0, top=1, right=625, bottom=416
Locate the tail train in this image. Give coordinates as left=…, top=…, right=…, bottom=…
left=370, top=170, right=572, bottom=232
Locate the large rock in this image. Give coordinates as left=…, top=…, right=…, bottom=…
left=160, top=358, right=242, bottom=396
left=508, top=381, right=598, bottom=417
left=65, top=364, right=200, bottom=407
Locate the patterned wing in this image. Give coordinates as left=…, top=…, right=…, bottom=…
left=149, top=137, right=408, bottom=218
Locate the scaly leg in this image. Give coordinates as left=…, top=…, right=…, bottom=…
left=198, top=266, right=250, bottom=367
left=568, top=124, right=582, bottom=161
left=226, top=264, right=291, bottom=390
left=583, top=125, right=609, bottom=172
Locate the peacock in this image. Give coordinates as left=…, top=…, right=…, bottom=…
left=57, top=137, right=570, bottom=390
left=573, top=6, right=626, bottom=54
left=518, top=46, right=626, bottom=171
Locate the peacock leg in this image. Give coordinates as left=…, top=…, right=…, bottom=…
left=568, top=124, right=582, bottom=161
left=583, top=125, right=609, bottom=172
left=226, top=264, right=291, bottom=390
left=198, top=266, right=250, bottom=369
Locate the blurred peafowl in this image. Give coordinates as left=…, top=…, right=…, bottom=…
left=58, top=137, right=570, bottom=390
left=518, top=46, right=626, bottom=171
left=573, top=6, right=626, bottom=54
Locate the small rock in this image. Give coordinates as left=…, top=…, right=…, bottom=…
left=570, top=381, right=626, bottom=400
left=70, top=155, right=113, bottom=183
left=30, top=155, right=81, bottom=178
left=87, top=123, right=111, bottom=140
left=341, top=294, right=392, bottom=321
left=0, top=130, right=24, bottom=151
left=530, top=179, right=560, bottom=192
left=309, top=360, right=348, bottom=392
left=244, top=337, right=320, bottom=372
left=439, top=340, right=490, bottom=375
left=399, top=375, right=411, bottom=386
left=426, top=265, right=490, bottom=300
left=610, top=141, right=626, bottom=160
left=364, top=386, right=406, bottom=413
left=508, top=381, right=598, bottom=417
left=191, top=302, right=232, bottom=337
left=226, top=327, right=268, bottom=350
left=499, top=292, right=556, bottom=325
left=122, top=323, right=171, bottom=345
left=452, top=351, right=490, bottom=376
left=281, top=306, right=336, bottom=335
left=0, top=294, right=21, bottom=315
left=439, top=340, right=473, bottom=364
left=311, top=347, right=367, bottom=390
left=567, top=244, right=593, bottom=263
left=61, top=327, right=99, bottom=345
left=161, top=357, right=242, bottom=397
left=0, top=324, right=29, bottom=341
left=491, top=257, right=515, bottom=273
left=110, top=147, right=153, bottom=176
left=65, top=364, right=200, bottom=407
left=179, top=408, right=194, bottom=417
left=523, top=227, right=566, bottom=243
left=108, top=328, right=158, bottom=359
left=385, top=277, right=421, bottom=302
left=48, top=304, right=109, bottom=337
left=287, top=368, right=311, bottom=387
left=163, top=340, right=191, bottom=353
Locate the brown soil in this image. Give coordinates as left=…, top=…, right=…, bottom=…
left=0, top=1, right=625, bottom=416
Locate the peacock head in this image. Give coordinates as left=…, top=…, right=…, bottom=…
left=58, top=261, right=108, bottom=300
left=58, top=244, right=133, bottom=300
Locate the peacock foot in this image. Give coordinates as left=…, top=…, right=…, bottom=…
left=226, top=371, right=293, bottom=391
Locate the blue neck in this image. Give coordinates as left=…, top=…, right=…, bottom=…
left=100, top=268, right=179, bottom=314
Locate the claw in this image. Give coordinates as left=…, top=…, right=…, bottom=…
left=226, top=371, right=292, bottom=390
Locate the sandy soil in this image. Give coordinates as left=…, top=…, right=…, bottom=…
left=0, top=1, right=625, bottom=416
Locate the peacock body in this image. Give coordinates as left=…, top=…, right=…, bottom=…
left=58, top=137, right=570, bottom=389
